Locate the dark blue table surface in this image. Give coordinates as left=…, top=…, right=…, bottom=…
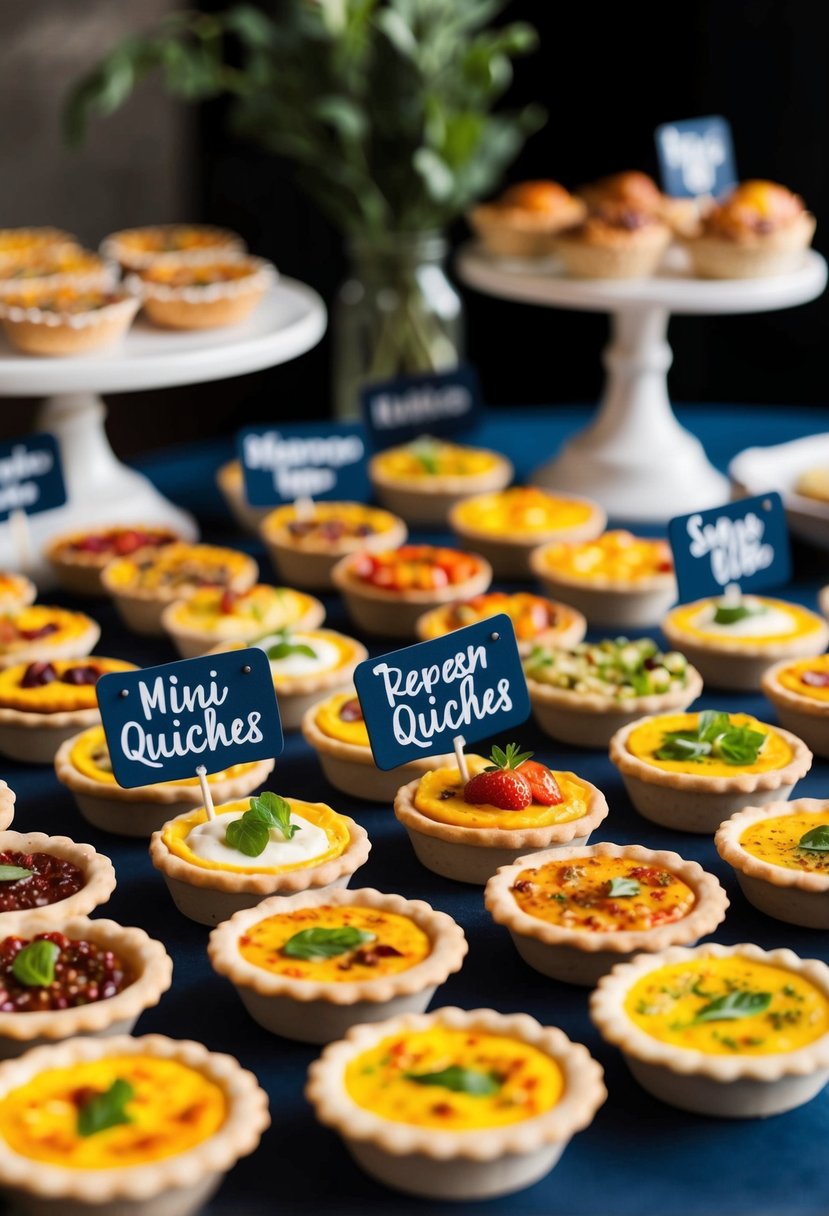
left=7, top=403, right=829, bottom=1216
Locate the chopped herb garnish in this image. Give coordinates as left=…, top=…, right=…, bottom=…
left=692, top=990, right=772, bottom=1024
left=797, top=825, right=829, bottom=853
left=283, top=926, right=376, bottom=961
left=606, top=877, right=640, bottom=898
left=655, top=710, right=766, bottom=766
left=404, top=1066, right=501, bottom=1096
left=77, top=1079, right=135, bottom=1138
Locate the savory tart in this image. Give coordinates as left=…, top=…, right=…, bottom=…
left=0, top=227, right=76, bottom=269
left=524, top=636, right=702, bottom=748
left=530, top=530, right=676, bottom=627
left=0, top=831, right=116, bottom=926
left=416, top=590, right=586, bottom=656
left=553, top=205, right=672, bottom=279
left=0, top=605, right=100, bottom=670
left=216, top=458, right=268, bottom=534
left=591, top=943, right=829, bottom=1117
left=101, top=542, right=258, bottom=636
left=368, top=437, right=513, bottom=526
left=210, top=628, right=366, bottom=731
left=332, top=544, right=492, bottom=638
left=208, top=886, right=467, bottom=1043
left=0, top=573, right=35, bottom=614
left=486, top=842, right=727, bottom=986
left=394, top=744, right=609, bottom=885
left=0, top=1033, right=268, bottom=1216
left=306, top=1005, right=605, bottom=1201
left=762, top=653, right=829, bottom=759
left=101, top=223, right=245, bottom=271
left=662, top=592, right=829, bottom=690
left=682, top=180, right=815, bottom=278
left=55, top=725, right=274, bottom=838
left=468, top=180, right=587, bottom=258
left=0, top=784, right=13, bottom=832
left=0, top=917, right=171, bottom=1059
left=150, top=791, right=371, bottom=926
left=0, top=288, right=139, bottom=356
left=577, top=170, right=697, bottom=230
left=45, top=524, right=182, bottom=596
left=715, top=798, right=829, bottom=929
left=0, top=247, right=112, bottom=298
left=450, top=487, right=605, bottom=579
left=609, top=709, right=812, bottom=833
left=261, top=500, right=408, bottom=590
left=302, top=690, right=453, bottom=803
left=161, top=582, right=324, bottom=658
left=127, top=255, right=275, bottom=329
left=0, top=656, right=136, bottom=765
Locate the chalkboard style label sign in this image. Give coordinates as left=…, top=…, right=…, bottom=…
left=361, top=364, right=482, bottom=450
left=668, top=492, right=791, bottom=603
left=97, top=648, right=284, bottom=789
left=655, top=115, right=736, bottom=199
left=0, top=432, right=66, bottom=522
left=353, top=614, right=530, bottom=771
left=236, top=422, right=369, bottom=507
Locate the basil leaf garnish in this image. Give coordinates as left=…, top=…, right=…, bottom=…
left=692, top=990, right=772, bottom=1024
left=11, top=940, right=59, bottom=987
left=225, top=815, right=270, bottom=857
left=77, top=1078, right=135, bottom=1137
left=654, top=712, right=765, bottom=766
left=283, top=926, right=376, bottom=961
left=0, top=865, right=32, bottom=882
left=606, top=877, right=640, bottom=898
left=797, top=825, right=829, bottom=852
left=712, top=726, right=766, bottom=766
left=404, top=1065, right=501, bottom=1096
left=249, top=791, right=300, bottom=840
left=266, top=640, right=318, bottom=661
left=712, top=601, right=767, bottom=626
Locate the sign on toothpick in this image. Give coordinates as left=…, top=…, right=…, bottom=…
left=97, top=649, right=283, bottom=789
left=667, top=492, right=791, bottom=604
left=655, top=115, right=736, bottom=198
left=236, top=422, right=369, bottom=507
left=361, top=364, right=483, bottom=450
left=353, top=614, right=530, bottom=771
left=0, top=433, right=66, bottom=523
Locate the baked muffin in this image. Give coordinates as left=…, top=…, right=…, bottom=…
left=683, top=180, right=815, bottom=278
left=554, top=205, right=672, bottom=279
left=468, top=180, right=586, bottom=258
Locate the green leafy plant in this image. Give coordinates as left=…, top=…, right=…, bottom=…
left=797, top=825, right=829, bottom=852
left=11, top=940, right=59, bottom=988
left=225, top=790, right=300, bottom=856
left=283, top=926, right=376, bottom=960
left=0, top=865, right=32, bottom=883
left=264, top=631, right=317, bottom=662
left=655, top=710, right=766, bottom=767
left=404, top=1065, right=501, bottom=1095
left=691, top=990, right=772, bottom=1025
left=77, top=1079, right=135, bottom=1138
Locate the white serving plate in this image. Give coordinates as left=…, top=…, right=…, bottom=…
left=730, top=432, right=829, bottom=550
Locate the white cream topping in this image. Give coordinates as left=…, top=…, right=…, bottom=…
left=692, top=597, right=797, bottom=639
left=255, top=632, right=341, bottom=677
left=185, top=812, right=329, bottom=869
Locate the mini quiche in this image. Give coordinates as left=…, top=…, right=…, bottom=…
left=0, top=916, right=171, bottom=1059
left=0, top=783, right=13, bottom=831
left=0, top=605, right=100, bottom=670
left=127, top=255, right=275, bottom=330
left=416, top=590, right=586, bottom=656
left=55, top=725, right=275, bottom=838
left=216, top=458, right=268, bottom=534
left=468, top=180, right=587, bottom=258
left=101, top=542, right=258, bottom=636
left=450, top=486, right=605, bottom=579
left=609, top=709, right=812, bottom=833
left=681, top=180, right=815, bottom=279
left=210, top=628, right=367, bottom=730
left=0, top=656, right=135, bottom=765
left=208, top=886, right=467, bottom=1043
left=332, top=544, right=492, bottom=638
left=0, top=573, right=35, bottom=614
left=394, top=744, right=609, bottom=885
left=150, top=791, right=371, bottom=926
left=762, top=653, right=829, bottom=759
left=524, top=636, right=702, bottom=748
left=485, top=842, right=727, bottom=987
left=0, top=288, right=138, bottom=356
left=368, top=436, right=513, bottom=526
left=101, top=222, right=245, bottom=271
left=306, top=1005, right=605, bottom=1201
left=0, top=831, right=116, bottom=927
left=261, top=500, right=408, bottom=590
left=0, top=1033, right=268, bottom=1216
left=161, top=582, right=324, bottom=659
left=0, top=227, right=76, bottom=269
left=662, top=592, right=828, bottom=690
left=45, top=524, right=182, bottom=596
left=302, top=690, right=453, bottom=803
left=0, top=247, right=112, bottom=299
left=591, top=943, right=829, bottom=1117
left=552, top=205, right=672, bottom=279
left=716, top=798, right=829, bottom=929
left=530, top=530, right=676, bottom=627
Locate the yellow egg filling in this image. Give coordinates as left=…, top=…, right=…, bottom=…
left=775, top=654, right=829, bottom=702
left=665, top=597, right=823, bottom=646
left=314, top=692, right=369, bottom=747
left=69, top=725, right=261, bottom=788
left=414, top=756, right=590, bottom=830
left=739, top=812, right=829, bottom=874
left=454, top=487, right=594, bottom=537
left=170, top=584, right=313, bottom=631
left=373, top=441, right=499, bottom=482
left=265, top=501, right=399, bottom=541
left=626, top=712, right=791, bottom=777
left=104, top=544, right=250, bottom=592
left=0, top=659, right=134, bottom=713
left=0, top=606, right=92, bottom=654
left=540, top=530, right=672, bottom=583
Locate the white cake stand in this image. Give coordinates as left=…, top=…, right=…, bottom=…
left=0, top=277, right=326, bottom=586
left=457, top=244, right=827, bottom=522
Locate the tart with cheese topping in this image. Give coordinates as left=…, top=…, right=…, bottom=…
left=591, top=943, right=829, bottom=1116
left=262, top=500, right=407, bottom=590
left=302, top=690, right=453, bottom=802
left=394, top=746, right=609, bottom=885
left=101, top=223, right=245, bottom=271
left=468, top=180, right=587, bottom=258
left=55, top=725, right=274, bottom=838
left=486, top=842, right=727, bottom=986
left=0, top=1033, right=268, bottom=1216
left=0, top=574, right=35, bottom=614
left=530, top=530, right=676, bottom=627
left=45, top=524, right=182, bottom=596
left=662, top=593, right=828, bottom=690
left=0, top=784, right=13, bottom=832
left=0, top=605, right=100, bottom=670
left=161, top=582, right=324, bottom=659
left=762, top=653, right=829, bottom=758
left=150, top=792, right=371, bottom=926
left=101, top=542, right=258, bottom=636
left=416, top=590, right=586, bottom=655
left=682, top=180, right=816, bottom=278
left=0, top=288, right=139, bottom=356
left=127, top=255, right=275, bottom=330
left=306, top=1005, right=605, bottom=1200
left=716, top=798, right=829, bottom=929
left=0, top=657, right=135, bottom=765
left=208, top=887, right=467, bottom=1043
left=368, top=437, right=513, bottom=526
left=216, top=458, right=268, bottom=534
left=609, top=709, right=812, bottom=833
left=0, top=831, right=115, bottom=927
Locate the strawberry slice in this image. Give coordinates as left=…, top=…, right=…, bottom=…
left=518, top=760, right=563, bottom=805
left=802, top=670, right=829, bottom=688
left=463, top=742, right=535, bottom=811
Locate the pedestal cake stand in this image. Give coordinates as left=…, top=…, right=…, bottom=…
left=457, top=244, right=826, bottom=522
left=0, top=277, right=326, bottom=585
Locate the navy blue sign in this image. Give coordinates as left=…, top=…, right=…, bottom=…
left=361, top=364, right=483, bottom=450
left=353, top=614, right=530, bottom=771
left=0, top=432, right=66, bottom=523
left=668, top=492, right=791, bottom=604
left=236, top=422, right=369, bottom=507
left=655, top=115, right=736, bottom=198
left=97, top=648, right=284, bottom=789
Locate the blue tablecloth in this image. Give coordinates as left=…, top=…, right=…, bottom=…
left=8, top=403, right=829, bottom=1216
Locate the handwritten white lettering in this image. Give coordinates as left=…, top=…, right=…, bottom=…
left=686, top=511, right=773, bottom=586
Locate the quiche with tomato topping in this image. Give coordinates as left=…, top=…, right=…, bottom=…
left=762, top=653, right=829, bottom=759
left=45, top=524, right=182, bottom=595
